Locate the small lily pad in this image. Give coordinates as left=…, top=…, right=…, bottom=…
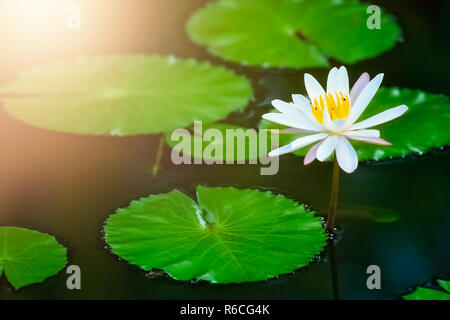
left=165, top=123, right=275, bottom=163
left=403, top=279, right=450, bottom=300
left=104, top=186, right=327, bottom=284
left=260, top=88, right=450, bottom=161
left=0, top=226, right=67, bottom=289
left=1, top=55, right=252, bottom=136
left=187, top=0, right=401, bottom=69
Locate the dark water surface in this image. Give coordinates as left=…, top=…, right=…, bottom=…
left=0, top=0, right=449, bottom=299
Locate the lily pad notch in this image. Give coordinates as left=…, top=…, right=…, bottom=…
left=187, top=0, right=402, bottom=69
left=104, top=186, right=327, bottom=284
left=0, top=226, right=68, bottom=290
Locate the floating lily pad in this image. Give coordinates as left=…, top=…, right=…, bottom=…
left=0, top=55, right=252, bottom=136
left=0, top=226, right=67, bottom=289
left=104, top=186, right=327, bottom=284
left=403, top=279, right=450, bottom=300
left=260, top=88, right=450, bottom=161
left=165, top=123, right=275, bottom=162
left=187, top=0, right=401, bottom=69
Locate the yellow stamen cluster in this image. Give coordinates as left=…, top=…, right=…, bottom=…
left=310, top=92, right=351, bottom=124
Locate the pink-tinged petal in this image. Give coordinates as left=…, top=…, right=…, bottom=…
left=304, top=73, right=325, bottom=102
left=336, top=137, right=358, bottom=173
left=304, top=141, right=323, bottom=165
left=349, top=105, right=409, bottom=130
left=269, top=133, right=328, bottom=157
left=346, top=136, right=392, bottom=145
left=345, top=129, right=380, bottom=138
left=345, top=73, right=384, bottom=128
left=316, top=135, right=338, bottom=161
left=350, top=72, right=370, bottom=102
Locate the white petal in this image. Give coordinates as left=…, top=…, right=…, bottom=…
left=316, top=135, right=338, bottom=161
left=326, top=67, right=339, bottom=94
left=291, top=94, right=325, bottom=130
left=346, top=136, right=391, bottom=145
left=279, top=128, right=317, bottom=134
left=271, top=99, right=305, bottom=121
left=320, top=107, right=347, bottom=133
left=345, top=73, right=384, bottom=128
left=336, top=137, right=358, bottom=173
left=329, top=119, right=348, bottom=132
left=349, top=105, right=408, bottom=130
left=304, top=73, right=325, bottom=102
left=350, top=72, right=370, bottom=102
left=292, top=94, right=310, bottom=108
left=304, top=140, right=323, bottom=165
left=336, top=66, right=350, bottom=96
left=262, top=112, right=321, bottom=132
left=269, top=133, right=328, bottom=157
left=344, top=129, right=380, bottom=138
left=322, top=106, right=333, bottom=130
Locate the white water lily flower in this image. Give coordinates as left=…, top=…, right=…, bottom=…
left=262, top=67, right=408, bottom=173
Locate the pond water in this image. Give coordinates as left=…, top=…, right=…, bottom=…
left=0, top=0, right=448, bottom=299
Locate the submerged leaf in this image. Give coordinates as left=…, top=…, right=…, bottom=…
left=104, top=186, right=327, bottom=284
left=1, top=55, right=252, bottom=136
left=165, top=123, right=275, bottom=162
left=403, top=279, right=450, bottom=300
left=260, top=88, right=450, bottom=161
left=0, top=226, right=67, bottom=289
left=187, top=0, right=401, bottom=69
left=338, top=206, right=400, bottom=223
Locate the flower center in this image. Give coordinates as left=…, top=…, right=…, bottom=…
left=310, top=92, right=351, bottom=124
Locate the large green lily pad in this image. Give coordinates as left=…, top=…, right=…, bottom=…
left=187, top=0, right=401, bottom=69
left=260, top=88, right=450, bottom=161
left=403, top=279, right=450, bottom=300
left=0, top=55, right=252, bottom=136
left=0, top=226, right=67, bottom=289
left=104, top=186, right=327, bottom=284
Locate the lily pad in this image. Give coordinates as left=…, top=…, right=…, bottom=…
left=187, top=0, right=401, bottom=69
left=0, top=55, right=252, bottom=136
left=403, top=279, right=450, bottom=300
left=0, top=226, right=67, bottom=289
left=260, top=88, right=450, bottom=161
left=104, top=186, right=327, bottom=284
left=165, top=123, right=275, bottom=163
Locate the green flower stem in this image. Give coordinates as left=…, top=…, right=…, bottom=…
left=326, top=154, right=340, bottom=232
left=149, top=135, right=165, bottom=178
